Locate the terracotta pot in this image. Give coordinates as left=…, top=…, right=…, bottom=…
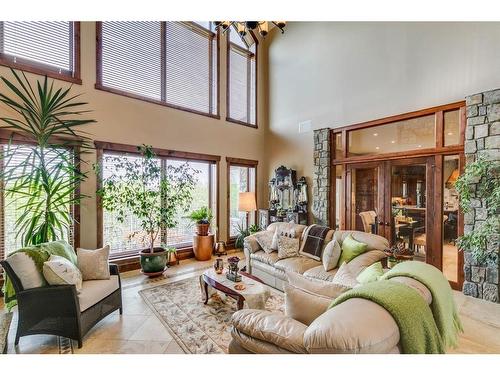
left=196, top=223, right=210, bottom=236
left=139, top=247, right=167, bottom=277
left=193, top=234, right=214, bottom=261
left=168, top=251, right=178, bottom=266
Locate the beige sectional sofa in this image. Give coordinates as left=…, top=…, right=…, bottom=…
left=243, top=222, right=389, bottom=291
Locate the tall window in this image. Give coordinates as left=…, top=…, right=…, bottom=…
left=96, top=21, right=219, bottom=117
left=98, top=145, right=218, bottom=255
left=227, top=28, right=257, bottom=127
left=0, top=21, right=80, bottom=83
left=0, top=143, right=77, bottom=261
left=227, top=158, right=257, bottom=238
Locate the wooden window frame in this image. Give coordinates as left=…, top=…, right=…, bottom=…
left=0, top=21, right=82, bottom=84
left=226, top=157, right=258, bottom=241
left=95, top=22, right=220, bottom=120
left=226, top=29, right=258, bottom=128
left=95, top=141, right=220, bottom=260
left=0, top=130, right=82, bottom=266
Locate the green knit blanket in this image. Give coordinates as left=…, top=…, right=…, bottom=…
left=329, top=279, right=444, bottom=354
left=381, top=261, right=463, bottom=349
left=2, top=240, right=77, bottom=311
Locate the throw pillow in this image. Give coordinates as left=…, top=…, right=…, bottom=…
left=277, top=235, right=300, bottom=259
left=39, top=240, right=77, bottom=265
left=287, top=271, right=349, bottom=299
left=253, top=231, right=275, bottom=254
left=271, top=222, right=297, bottom=250
left=356, top=261, right=384, bottom=284
left=5, top=252, right=46, bottom=289
left=322, top=238, right=341, bottom=271
left=331, top=262, right=359, bottom=289
left=77, top=246, right=110, bottom=280
left=284, top=284, right=331, bottom=325
left=43, top=255, right=83, bottom=292
left=338, top=234, right=368, bottom=265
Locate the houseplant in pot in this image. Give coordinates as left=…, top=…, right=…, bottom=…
left=186, top=206, right=213, bottom=236
left=97, top=145, right=198, bottom=276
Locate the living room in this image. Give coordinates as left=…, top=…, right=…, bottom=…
left=1, top=0, right=500, bottom=372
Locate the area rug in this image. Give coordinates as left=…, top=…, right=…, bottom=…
left=0, top=312, right=13, bottom=354
left=139, top=275, right=284, bottom=354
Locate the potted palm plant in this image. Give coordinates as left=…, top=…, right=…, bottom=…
left=186, top=206, right=213, bottom=235
left=0, top=69, right=95, bottom=246
left=97, top=145, right=198, bottom=276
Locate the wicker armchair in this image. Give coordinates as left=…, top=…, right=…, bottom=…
left=0, top=261, right=122, bottom=348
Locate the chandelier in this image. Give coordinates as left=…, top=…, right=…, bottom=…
left=214, top=21, right=286, bottom=38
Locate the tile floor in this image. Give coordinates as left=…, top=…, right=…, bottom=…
left=2, top=252, right=500, bottom=354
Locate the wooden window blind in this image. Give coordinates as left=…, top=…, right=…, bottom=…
left=0, top=143, right=77, bottom=263
left=227, top=29, right=257, bottom=127
left=0, top=21, right=81, bottom=84
left=97, top=21, right=218, bottom=117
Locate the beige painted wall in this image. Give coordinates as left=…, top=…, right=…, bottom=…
left=0, top=21, right=269, bottom=247
left=267, top=22, right=500, bottom=219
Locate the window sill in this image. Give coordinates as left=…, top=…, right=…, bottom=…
left=226, top=117, right=258, bottom=128
left=0, top=59, right=82, bottom=85
left=95, top=84, right=220, bottom=120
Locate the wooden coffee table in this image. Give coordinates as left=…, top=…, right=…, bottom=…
left=200, top=268, right=269, bottom=310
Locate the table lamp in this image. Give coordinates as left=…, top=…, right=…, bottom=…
left=238, top=192, right=257, bottom=228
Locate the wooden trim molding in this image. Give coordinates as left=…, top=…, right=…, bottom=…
left=0, top=22, right=81, bottom=84
left=94, top=141, right=221, bottom=162
left=95, top=21, right=220, bottom=120
left=225, top=156, right=259, bottom=167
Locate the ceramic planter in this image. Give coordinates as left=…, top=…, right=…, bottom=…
left=139, top=247, right=167, bottom=277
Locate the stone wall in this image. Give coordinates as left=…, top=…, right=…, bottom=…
left=463, top=88, right=500, bottom=303
left=312, top=129, right=331, bottom=226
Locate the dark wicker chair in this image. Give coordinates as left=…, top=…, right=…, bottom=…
left=0, top=261, right=122, bottom=348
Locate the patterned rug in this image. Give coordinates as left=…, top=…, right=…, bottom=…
left=139, top=275, right=284, bottom=354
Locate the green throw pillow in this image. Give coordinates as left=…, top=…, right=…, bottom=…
left=356, top=262, right=384, bottom=284
left=338, top=234, right=368, bottom=265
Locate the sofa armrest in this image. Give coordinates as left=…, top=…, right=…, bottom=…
left=109, top=263, right=119, bottom=276
left=17, top=285, right=80, bottom=317
left=231, top=309, right=307, bottom=353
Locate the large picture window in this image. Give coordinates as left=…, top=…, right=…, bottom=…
left=227, top=158, right=257, bottom=239
left=227, top=28, right=257, bottom=127
left=97, top=143, right=219, bottom=256
left=0, top=21, right=81, bottom=83
left=0, top=142, right=78, bottom=262
left=96, top=21, right=219, bottom=117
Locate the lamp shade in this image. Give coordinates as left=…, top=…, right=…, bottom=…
left=238, top=192, right=257, bottom=212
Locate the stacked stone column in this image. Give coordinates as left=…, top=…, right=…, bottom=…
left=463, top=88, right=500, bottom=303
left=312, top=129, right=331, bottom=226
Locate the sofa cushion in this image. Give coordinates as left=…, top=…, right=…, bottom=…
left=274, top=256, right=320, bottom=274
left=244, top=235, right=261, bottom=254
left=335, top=230, right=389, bottom=252
left=299, top=226, right=335, bottom=261
left=250, top=251, right=280, bottom=266
left=338, top=234, right=368, bottom=265
left=78, top=275, right=120, bottom=312
left=285, top=284, right=331, bottom=326
left=390, top=276, right=433, bottom=305
left=304, top=298, right=400, bottom=353
left=347, top=250, right=387, bottom=276
left=356, top=262, right=384, bottom=284
left=331, top=262, right=359, bottom=288
left=230, top=328, right=295, bottom=354
left=303, top=266, right=338, bottom=282
left=322, top=238, right=341, bottom=271
left=231, top=309, right=307, bottom=353
left=267, top=222, right=307, bottom=240
left=5, top=252, right=46, bottom=290
left=277, top=235, right=300, bottom=259
left=287, top=271, right=348, bottom=299
left=253, top=231, right=275, bottom=254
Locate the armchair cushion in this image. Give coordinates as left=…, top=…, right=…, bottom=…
left=43, top=255, right=83, bottom=292
left=231, top=309, right=308, bottom=353
left=78, top=275, right=120, bottom=312
left=250, top=250, right=280, bottom=266
left=77, top=246, right=110, bottom=280
left=287, top=270, right=349, bottom=299
left=274, top=256, right=320, bottom=275
left=5, top=252, right=45, bottom=290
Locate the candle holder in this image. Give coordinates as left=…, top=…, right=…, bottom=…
left=226, top=256, right=241, bottom=282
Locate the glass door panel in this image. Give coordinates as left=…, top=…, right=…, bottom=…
left=442, top=155, right=461, bottom=284
left=390, top=162, right=428, bottom=262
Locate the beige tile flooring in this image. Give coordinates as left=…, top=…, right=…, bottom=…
left=2, top=253, right=500, bottom=354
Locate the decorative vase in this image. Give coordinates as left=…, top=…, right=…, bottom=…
left=226, top=257, right=241, bottom=282
left=214, top=258, right=224, bottom=274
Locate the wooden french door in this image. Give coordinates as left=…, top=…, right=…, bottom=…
left=345, top=156, right=464, bottom=289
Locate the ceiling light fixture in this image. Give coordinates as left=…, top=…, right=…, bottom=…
left=214, top=21, right=286, bottom=38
